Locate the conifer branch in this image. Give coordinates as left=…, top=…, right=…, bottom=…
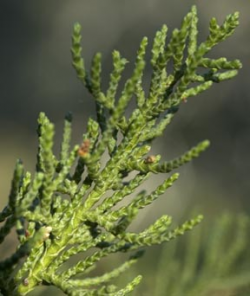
left=0, top=5, right=242, bottom=296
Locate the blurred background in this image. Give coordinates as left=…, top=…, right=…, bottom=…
left=0, top=0, right=250, bottom=295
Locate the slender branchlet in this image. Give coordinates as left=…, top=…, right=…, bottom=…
left=153, top=213, right=250, bottom=295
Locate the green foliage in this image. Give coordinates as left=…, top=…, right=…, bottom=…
left=149, top=213, right=250, bottom=296
left=0, top=5, right=242, bottom=296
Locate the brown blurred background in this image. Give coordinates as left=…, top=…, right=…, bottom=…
left=0, top=0, right=249, bottom=295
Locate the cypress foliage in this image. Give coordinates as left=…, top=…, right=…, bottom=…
left=0, top=6, right=241, bottom=296
left=152, top=213, right=250, bottom=296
